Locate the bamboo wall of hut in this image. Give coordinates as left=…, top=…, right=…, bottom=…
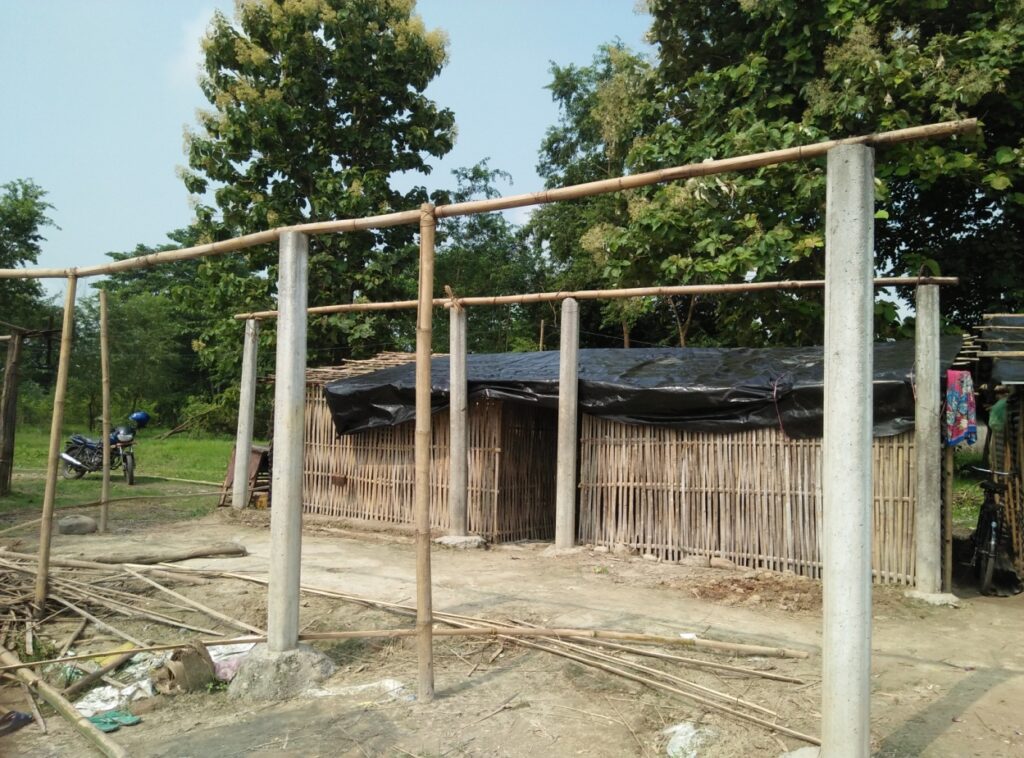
left=303, top=384, right=556, bottom=542
left=578, top=416, right=918, bottom=584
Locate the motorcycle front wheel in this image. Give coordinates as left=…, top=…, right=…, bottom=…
left=123, top=452, right=135, bottom=486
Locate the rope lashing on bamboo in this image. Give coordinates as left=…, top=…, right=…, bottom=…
left=0, top=120, right=976, bottom=281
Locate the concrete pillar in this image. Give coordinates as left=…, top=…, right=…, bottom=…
left=449, top=305, right=468, bottom=536
left=267, top=231, right=308, bottom=652
left=555, top=297, right=580, bottom=549
left=821, top=144, right=875, bottom=757
left=233, top=318, right=260, bottom=510
left=914, top=285, right=941, bottom=593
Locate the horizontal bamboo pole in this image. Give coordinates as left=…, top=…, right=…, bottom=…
left=0, top=120, right=975, bottom=281
left=233, top=276, right=958, bottom=320
left=434, top=119, right=975, bottom=218
left=0, top=623, right=805, bottom=673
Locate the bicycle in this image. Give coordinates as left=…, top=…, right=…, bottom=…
left=968, top=466, right=1016, bottom=595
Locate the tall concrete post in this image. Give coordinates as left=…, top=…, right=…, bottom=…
left=821, top=144, right=875, bottom=757
left=914, top=284, right=941, bottom=593
left=267, top=232, right=308, bottom=652
left=449, top=305, right=468, bottom=536
left=233, top=318, right=260, bottom=510
left=555, top=297, right=580, bottom=549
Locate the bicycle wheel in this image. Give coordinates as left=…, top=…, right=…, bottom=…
left=123, top=453, right=135, bottom=486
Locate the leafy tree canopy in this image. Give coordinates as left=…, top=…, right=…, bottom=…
left=0, top=179, right=55, bottom=330
left=182, top=0, right=456, bottom=370
left=532, top=2, right=1024, bottom=346
left=435, top=162, right=553, bottom=353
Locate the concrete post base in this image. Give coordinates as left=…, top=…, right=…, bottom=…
left=779, top=748, right=820, bottom=758
left=227, top=643, right=336, bottom=701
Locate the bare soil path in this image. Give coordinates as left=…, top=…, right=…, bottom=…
left=4, top=511, right=1024, bottom=757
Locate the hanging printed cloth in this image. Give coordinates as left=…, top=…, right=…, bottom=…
left=944, top=369, right=977, bottom=446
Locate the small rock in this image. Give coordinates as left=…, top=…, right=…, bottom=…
left=433, top=535, right=486, bottom=550
left=57, top=515, right=97, bottom=535
left=612, top=543, right=639, bottom=556
left=710, top=557, right=737, bottom=570
left=592, top=545, right=609, bottom=553
left=642, top=553, right=661, bottom=562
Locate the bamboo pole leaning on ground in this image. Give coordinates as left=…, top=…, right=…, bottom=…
left=99, top=289, right=111, bottom=532
left=0, top=645, right=129, bottom=758
left=414, top=203, right=437, bottom=702
left=34, top=275, right=78, bottom=613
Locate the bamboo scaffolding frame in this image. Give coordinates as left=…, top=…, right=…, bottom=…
left=0, top=120, right=974, bottom=281
left=98, top=289, right=112, bottom=532
left=34, top=275, right=77, bottom=612
left=233, top=276, right=958, bottom=320
left=414, top=203, right=436, bottom=701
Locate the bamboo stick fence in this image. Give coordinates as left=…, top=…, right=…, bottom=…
left=578, top=417, right=918, bottom=584
left=303, top=378, right=556, bottom=542
left=999, top=393, right=1023, bottom=575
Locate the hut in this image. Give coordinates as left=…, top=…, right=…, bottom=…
left=313, top=339, right=960, bottom=584
left=304, top=353, right=556, bottom=542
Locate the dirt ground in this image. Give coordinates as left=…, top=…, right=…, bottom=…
left=3, top=509, right=1024, bottom=757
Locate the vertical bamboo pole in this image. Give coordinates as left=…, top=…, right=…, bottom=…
left=34, top=275, right=77, bottom=612
left=99, top=289, right=111, bottom=532
left=914, top=284, right=941, bottom=593
left=555, top=297, right=580, bottom=549
left=942, top=446, right=954, bottom=592
left=0, top=331, right=24, bottom=496
left=821, top=144, right=874, bottom=757
left=415, top=203, right=436, bottom=701
left=267, top=232, right=307, bottom=652
left=449, top=305, right=468, bottom=536
left=233, top=318, right=260, bottom=510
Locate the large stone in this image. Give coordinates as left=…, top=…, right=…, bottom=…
left=227, top=644, right=336, bottom=701
left=57, top=515, right=97, bottom=535
left=433, top=535, right=486, bottom=550
left=904, top=590, right=961, bottom=608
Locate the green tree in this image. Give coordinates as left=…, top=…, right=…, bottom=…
left=435, top=162, right=552, bottom=353
left=182, top=0, right=456, bottom=375
left=528, top=46, right=700, bottom=348
left=639, top=0, right=1024, bottom=336
left=0, top=179, right=55, bottom=330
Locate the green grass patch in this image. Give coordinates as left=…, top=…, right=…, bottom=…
left=1, top=425, right=251, bottom=527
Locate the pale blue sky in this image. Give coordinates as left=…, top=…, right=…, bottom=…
left=0, top=1, right=652, bottom=295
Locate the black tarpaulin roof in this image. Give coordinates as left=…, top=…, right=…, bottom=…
left=324, top=338, right=963, bottom=440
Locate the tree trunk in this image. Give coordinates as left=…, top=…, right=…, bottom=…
left=0, top=333, right=24, bottom=496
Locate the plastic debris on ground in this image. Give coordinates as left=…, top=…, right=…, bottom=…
left=663, top=721, right=717, bottom=758
left=208, top=642, right=256, bottom=682
left=74, top=680, right=154, bottom=718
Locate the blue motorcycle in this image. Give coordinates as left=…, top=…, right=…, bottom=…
left=60, top=411, right=150, bottom=485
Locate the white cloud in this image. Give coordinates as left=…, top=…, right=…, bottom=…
left=167, top=7, right=217, bottom=90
